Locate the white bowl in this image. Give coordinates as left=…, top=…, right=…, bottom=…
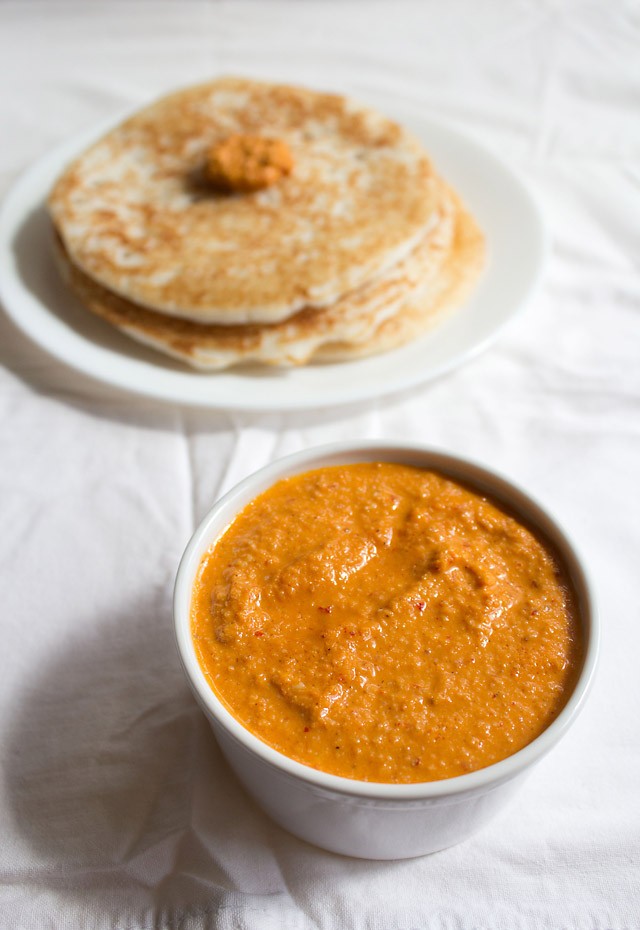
left=174, top=442, right=598, bottom=859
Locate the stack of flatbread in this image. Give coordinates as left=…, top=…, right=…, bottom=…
left=48, top=78, right=484, bottom=369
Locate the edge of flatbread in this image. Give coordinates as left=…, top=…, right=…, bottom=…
left=318, top=193, right=485, bottom=362
left=52, top=186, right=484, bottom=370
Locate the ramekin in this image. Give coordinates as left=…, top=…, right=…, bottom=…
left=174, top=441, right=598, bottom=859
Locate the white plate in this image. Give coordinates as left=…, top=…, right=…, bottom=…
left=0, top=110, right=545, bottom=411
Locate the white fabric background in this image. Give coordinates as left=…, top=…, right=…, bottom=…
left=1, top=1, right=639, bottom=927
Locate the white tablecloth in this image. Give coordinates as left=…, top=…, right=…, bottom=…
left=1, top=2, right=639, bottom=927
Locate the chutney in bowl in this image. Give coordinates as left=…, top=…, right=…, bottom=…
left=175, top=442, right=597, bottom=858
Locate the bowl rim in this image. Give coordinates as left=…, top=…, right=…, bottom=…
left=174, top=440, right=599, bottom=801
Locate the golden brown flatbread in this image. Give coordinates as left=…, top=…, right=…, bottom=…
left=48, top=77, right=441, bottom=325
left=53, top=186, right=483, bottom=369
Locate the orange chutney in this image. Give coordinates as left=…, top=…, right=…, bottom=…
left=191, top=463, right=582, bottom=783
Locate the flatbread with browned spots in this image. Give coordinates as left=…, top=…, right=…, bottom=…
left=49, top=77, right=442, bottom=325
left=53, top=185, right=483, bottom=369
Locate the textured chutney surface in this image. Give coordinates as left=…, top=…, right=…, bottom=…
left=191, top=463, right=582, bottom=783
